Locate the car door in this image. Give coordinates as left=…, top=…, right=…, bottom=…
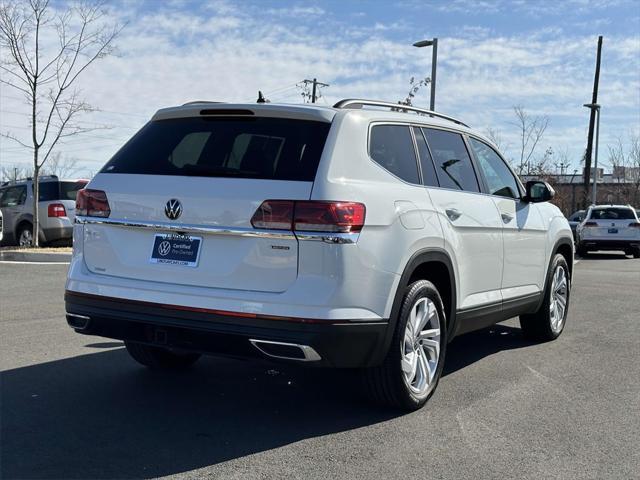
left=467, top=137, right=547, bottom=303
left=419, top=127, right=504, bottom=317
left=0, top=185, right=27, bottom=240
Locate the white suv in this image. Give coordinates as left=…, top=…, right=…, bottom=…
left=65, top=100, right=574, bottom=410
left=576, top=205, right=640, bottom=258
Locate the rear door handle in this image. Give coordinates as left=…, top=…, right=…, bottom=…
left=501, top=213, right=513, bottom=223
left=445, top=208, right=462, bottom=221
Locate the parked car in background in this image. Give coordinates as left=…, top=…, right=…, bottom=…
left=576, top=205, right=640, bottom=257
left=0, top=176, right=88, bottom=246
left=64, top=99, right=574, bottom=411
left=567, top=209, right=586, bottom=240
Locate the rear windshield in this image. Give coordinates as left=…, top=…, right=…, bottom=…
left=37, top=181, right=88, bottom=201
left=590, top=208, right=636, bottom=220
left=100, top=117, right=331, bottom=181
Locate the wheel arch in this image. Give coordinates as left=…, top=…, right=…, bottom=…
left=377, top=248, right=457, bottom=363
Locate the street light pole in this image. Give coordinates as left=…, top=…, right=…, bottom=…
left=583, top=103, right=601, bottom=205
left=413, top=38, right=438, bottom=111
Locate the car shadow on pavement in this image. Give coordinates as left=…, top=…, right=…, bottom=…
left=2, top=324, right=532, bottom=479
left=443, top=324, right=536, bottom=377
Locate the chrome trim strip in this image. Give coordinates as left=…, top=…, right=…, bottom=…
left=66, top=313, right=91, bottom=321
left=249, top=339, right=322, bottom=362
left=295, top=231, right=359, bottom=244
left=75, top=216, right=295, bottom=239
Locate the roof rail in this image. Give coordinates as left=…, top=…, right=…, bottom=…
left=333, top=99, right=469, bottom=128
left=0, top=174, right=58, bottom=187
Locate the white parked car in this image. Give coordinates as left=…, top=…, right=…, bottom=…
left=65, top=100, right=574, bottom=410
left=576, top=205, right=640, bottom=257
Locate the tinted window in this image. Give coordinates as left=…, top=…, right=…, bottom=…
left=422, top=128, right=479, bottom=192
left=33, top=181, right=86, bottom=201
left=0, top=186, right=26, bottom=207
left=569, top=210, right=585, bottom=221
left=413, top=127, right=438, bottom=187
left=101, top=117, right=331, bottom=181
left=369, top=125, right=420, bottom=184
left=469, top=137, right=520, bottom=198
left=590, top=208, right=636, bottom=220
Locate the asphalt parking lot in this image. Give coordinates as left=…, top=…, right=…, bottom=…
left=1, top=254, right=639, bottom=479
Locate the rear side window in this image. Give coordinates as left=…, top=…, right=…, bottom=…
left=0, top=186, right=26, bottom=207
left=590, top=208, right=636, bottom=220
left=422, top=128, right=480, bottom=193
left=369, top=125, right=420, bottom=184
left=468, top=137, right=520, bottom=198
left=101, top=117, right=331, bottom=181
left=36, top=181, right=87, bottom=201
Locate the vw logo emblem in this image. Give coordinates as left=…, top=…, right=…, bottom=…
left=165, top=199, right=182, bottom=220
left=158, top=240, right=171, bottom=256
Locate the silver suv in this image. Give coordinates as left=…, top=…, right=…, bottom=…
left=0, top=176, right=87, bottom=246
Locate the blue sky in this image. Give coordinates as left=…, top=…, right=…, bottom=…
left=1, top=0, right=639, bottom=177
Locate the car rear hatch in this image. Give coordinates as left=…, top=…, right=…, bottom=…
left=583, top=207, right=640, bottom=240
left=39, top=180, right=88, bottom=222
left=81, top=107, right=334, bottom=293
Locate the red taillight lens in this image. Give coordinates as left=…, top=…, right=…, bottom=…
left=584, top=221, right=598, bottom=227
left=251, top=200, right=366, bottom=233
left=250, top=200, right=294, bottom=230
left=294, top=201, right=366, bottom=233
left=47, top=203, right=66, bottom=217
left=76, top=189, right=111, bottom=218
left=629, top=222, right=640, bottom=228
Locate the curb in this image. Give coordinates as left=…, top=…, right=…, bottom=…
left=0, top=251, right=72, bottom=263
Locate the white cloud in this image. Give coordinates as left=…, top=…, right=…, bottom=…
left=1, top=1, right=638, bottom=176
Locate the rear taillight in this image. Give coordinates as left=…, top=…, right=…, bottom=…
left=47, top=203, right=66, bottom=217
left=294, top=201, right=365, bottom=233
left=584, top=221, right=598, bottom=227
left=76, top=189, right=111, bottom=218
left=250, top=200, right=294, bottom=230
left=629, top=222, right=640, bottom=228
left=251, top=200, right=366, bottom=233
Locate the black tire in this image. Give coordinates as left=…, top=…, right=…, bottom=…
left=576, top=243, right=588, bottom=257
left=520, top=253, right=570, bottom=342
left=632, top=248, right=640, bottom=259
left=16, top=223, right=34, bottom=247
left=363, top=280, right=447, bottom=411
left=125, top=341, right=201, bottom=369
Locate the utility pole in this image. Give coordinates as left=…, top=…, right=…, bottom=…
left=301, top=78, right=329, bottom=103
left=583, top=36, right=603, bottom=205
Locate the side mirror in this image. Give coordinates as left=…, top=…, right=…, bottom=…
left=524, top=180, right=555, bottom=203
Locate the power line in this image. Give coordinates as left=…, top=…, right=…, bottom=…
left=298, top=78, right=330, bottom=103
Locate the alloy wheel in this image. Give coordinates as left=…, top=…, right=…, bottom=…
left=549, top=265, right=568, bottom=333
left=401, top=297, right=441, bottom=395
left=19, top=229, right=33, bottom=247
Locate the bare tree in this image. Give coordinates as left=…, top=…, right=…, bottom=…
left=484, top=127, right=507, bottom=153
left=41, top=152, right=79, bottom=178
left=0, top=164, right=30, bottom=182
left=607, top=134, right=640, bottom=206
left=0, top=0, right=121, bottom=246
left=398, top=76, right=430, bottom=106
left=512, top=105, right=549, bottom=175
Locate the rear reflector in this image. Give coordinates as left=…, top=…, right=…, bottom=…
left=251, top=200, right=366, bottom=233
left=629, top=222, right=640, bottom=228
left=48, top=203, right=66, bottom=217
left=76, top=189, right=111, bottom=218
left=584, top=221, right=598, bottom=227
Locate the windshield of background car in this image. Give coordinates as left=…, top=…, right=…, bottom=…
left=590, top=208, right=636, bottom=220
left=100, top=117, right=331, bottom=181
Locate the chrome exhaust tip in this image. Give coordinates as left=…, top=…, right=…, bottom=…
left=66, top=313, right=90, bottom=330
left=249, top=339, right=321, bottom=362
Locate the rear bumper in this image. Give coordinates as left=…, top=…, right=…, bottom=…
left=65, top=291, right=390, bottom=368
left=579, top=239, right=640, bottom=251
